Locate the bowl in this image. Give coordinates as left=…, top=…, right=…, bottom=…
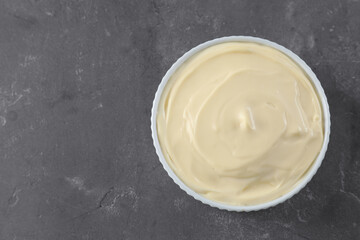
left=151, top=36, right=331, bottom=212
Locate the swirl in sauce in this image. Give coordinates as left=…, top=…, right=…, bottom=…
left=157, top=42, right=323, bottom=205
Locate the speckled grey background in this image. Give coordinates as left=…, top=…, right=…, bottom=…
left=0, top=0, right=359, bottom=239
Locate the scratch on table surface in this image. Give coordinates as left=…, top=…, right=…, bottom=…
left=8, top=188, right=22, bottom=208
left=288, top=200, right=309, bottom=223
left=66, top=207, right=100, bottom=222
left=272, top=221, right=311, bottom=240
left=340, top=189, right=360, bottom=205
left=62, top=188, right=116, bottom=222
left=44, top=194, right=85, bottom=211
left=347, top=192, right=360, bottom=204
left=339, top=164, right=346, bottom=191
left=64, top=186, right=140, bottom=221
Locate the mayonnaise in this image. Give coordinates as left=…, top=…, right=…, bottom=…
left=156, top=42, right=323, bottom=205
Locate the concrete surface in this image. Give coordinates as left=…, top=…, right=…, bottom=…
left=0, top=0, right=359, bottom=239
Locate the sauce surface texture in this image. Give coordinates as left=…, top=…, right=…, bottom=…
left=157, top=42, right=323, bottom=205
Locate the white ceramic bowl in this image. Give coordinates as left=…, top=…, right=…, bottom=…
left=151, top=36, right=331, bottom=212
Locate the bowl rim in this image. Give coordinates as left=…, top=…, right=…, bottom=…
left=150, top=36, right=331, bottom=212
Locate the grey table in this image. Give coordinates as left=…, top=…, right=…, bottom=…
left=0, top=0, right=359, bottom=239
